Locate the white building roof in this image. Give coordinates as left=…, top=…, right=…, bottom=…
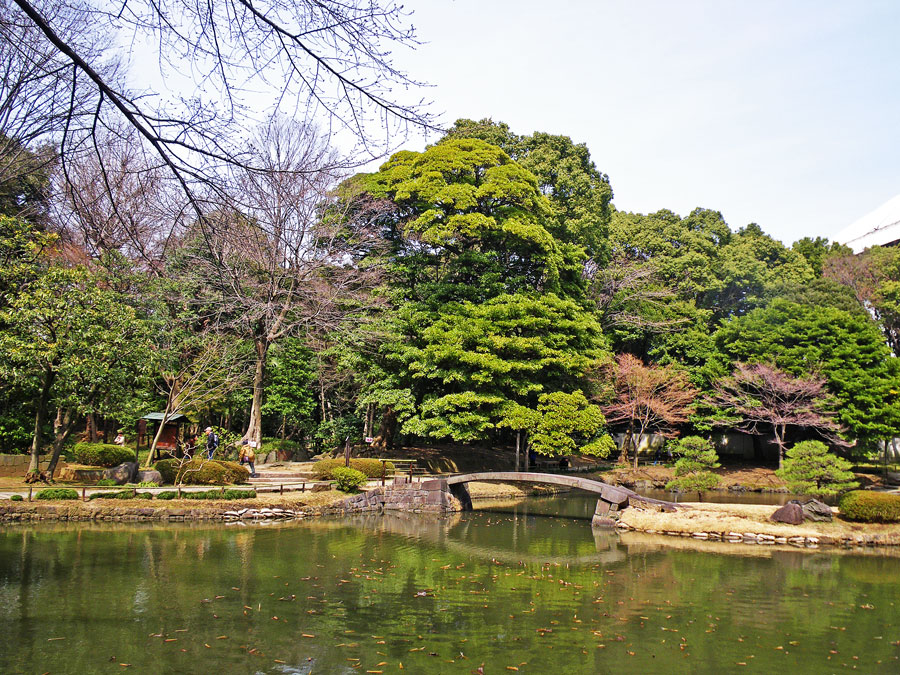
left=835, top=193, right=900, bottom=253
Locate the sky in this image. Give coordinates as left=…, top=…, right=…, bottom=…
left=382, top=0, right=900, bottom=246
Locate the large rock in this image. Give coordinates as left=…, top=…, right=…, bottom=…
left=800, top=498, right=833, bottom=522
left=103, top=462, right=137, bottom=485
left=771, top=502, right=804, bottom=525
left=136, top=469, right=163, bottom=485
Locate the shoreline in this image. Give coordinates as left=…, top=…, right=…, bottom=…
left=3, top=482, right=900, bottom=549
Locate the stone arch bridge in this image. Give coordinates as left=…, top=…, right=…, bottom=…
left=345, top=472, right=681, bottom=527
left=445, top=472, right=680, bottom=527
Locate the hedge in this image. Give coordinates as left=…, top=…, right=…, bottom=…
left=73, top=443, right=135, bottom=468
left=839, top=490, right=900, bottom=523
left=35, top=488, right=79, bottom=500
left=151, top=488, right=256, bottom=500
left=182, top=489, right=257, bottom=500
left=89, top=490, right=154, bottom=501
left=154, top=459, right=249, bottom=485
left=312, top=458, right=393, bottom=479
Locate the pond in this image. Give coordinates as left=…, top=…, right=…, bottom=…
left=1, top=499, right=899, bottom=674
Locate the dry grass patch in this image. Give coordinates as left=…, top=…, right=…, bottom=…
left=620, top=501, right=900, bottom=541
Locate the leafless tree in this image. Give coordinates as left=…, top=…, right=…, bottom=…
left=0, top=1, right=103, bottom=218
left=52, top=126, right=188, bottom=268
left=711, top=362, right=847, bottom=469
left=4, top=0, right=438, bottom=223
left=180, top=119, right=383, bottom=445
left=597, top=353, right=697, bottom=469
left=146, top=332, right=250, bottom=466
left=586, top=253, right=688, bottom=332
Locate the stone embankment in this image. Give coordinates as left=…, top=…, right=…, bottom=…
left=0, top=478, right=464, bottom=524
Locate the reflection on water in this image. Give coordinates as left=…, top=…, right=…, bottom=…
left=1, top=502, right=899, bottom=674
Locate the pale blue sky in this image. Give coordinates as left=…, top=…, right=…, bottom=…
left=388, top=0, right=900, bottom=246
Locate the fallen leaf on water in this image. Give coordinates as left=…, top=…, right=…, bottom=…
left=47, top=637, right=65, bottom=641
left=302, top=634, right=316, bottom=638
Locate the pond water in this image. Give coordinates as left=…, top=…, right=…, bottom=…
left=1, top=500, right=899, bottom=674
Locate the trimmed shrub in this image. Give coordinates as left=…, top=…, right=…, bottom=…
left=665, top=436, right=720, bottom=497
left=10, top=494, right=23, bottom=501
left=136, top=481, right=159, bottom=488
left=332, top=466, right=367, bottom=493
left=179, top=488, right=257, bottom=500
left=313, top=458, right=393, bottom=480
left=73, top=443, right=135, bottom=468
left=182, top=490, right=219, bottom=500
left=776, top=440, right=859, bottom=496
left=839, top=491, right=900, bottom=523
left=89, top=490, right=136, bottom=501
left=35, top=488, right=79, bottom=500
left=156, top=491, right=178, bottom=500
left=153, top=459, right=179, bottom=484
left=96, top=478, right=118, bottom=486
left=154, top=459, right=249, bottom=486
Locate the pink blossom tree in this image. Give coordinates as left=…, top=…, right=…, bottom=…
left=711, top=362, right=847, bottom=469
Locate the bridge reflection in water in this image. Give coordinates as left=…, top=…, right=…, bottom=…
left=338, top=510, right=627, bottom=565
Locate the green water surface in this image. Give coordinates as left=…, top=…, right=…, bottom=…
left=1, top=502, right=899, bottom=674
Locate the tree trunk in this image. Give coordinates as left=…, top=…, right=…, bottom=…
left=620, top=423, right=633, bottom=466
left=633, top=432, right=643, bottom=470
left=45, top=407, right=76, bottom=478
left=775, top=424, right=786, bottom=471
left=244, top=337, right=269, bottom=446
left=27, top=366, right=55, bottom=475
left=146, top=407, right=174, bottom=468
left=87, top=413, right=99, bottom=443
left=515, top=431, right=521, bottom=472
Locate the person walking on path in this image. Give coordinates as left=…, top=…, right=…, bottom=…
left=205, top=427, right=219, bottom=460
left=239, top=440, right=257, bottom=477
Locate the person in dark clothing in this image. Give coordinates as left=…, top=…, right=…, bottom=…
left=205, top=426, right=218, bottom=460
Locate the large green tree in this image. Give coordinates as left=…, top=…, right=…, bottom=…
left=357, top=138, right=610, bottom=451
left=442, top=118, right=614, bottom=265
left=825, top=245, right=900, bottom=356
left=0, top=261, right=152, bottom=477
left=714, top=298, right=900, bottom=442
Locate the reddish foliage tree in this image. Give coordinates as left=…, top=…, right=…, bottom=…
left=711, top=362, right=846, bottom=469
left=598, top=354, right=697, bottom=469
